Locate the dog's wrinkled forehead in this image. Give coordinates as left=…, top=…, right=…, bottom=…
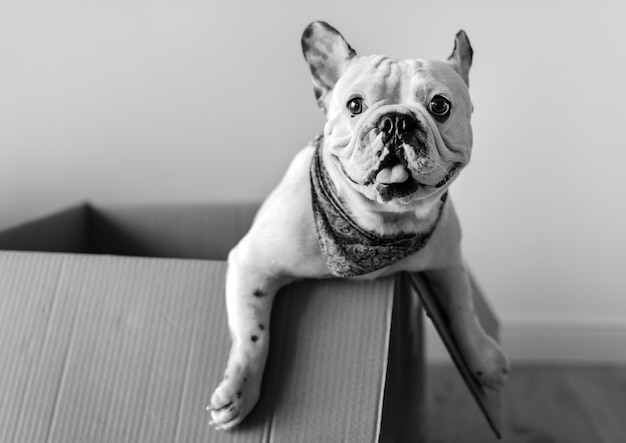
left=333, top=56, right=407, bottom=104
left=330, top=56, right=471, bottom=115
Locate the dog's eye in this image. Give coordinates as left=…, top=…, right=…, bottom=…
left=346, top=97, right=365, bottom=117
left=429, top=95, right=451, bottom=119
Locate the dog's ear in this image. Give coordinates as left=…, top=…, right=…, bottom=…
left=447, top=30, right=473, bottom=87
left=302, top=21, right=357, bottom=113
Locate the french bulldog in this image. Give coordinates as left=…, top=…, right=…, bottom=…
left=208, top=21, right=509, bottom=430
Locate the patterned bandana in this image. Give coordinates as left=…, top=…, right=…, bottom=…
left=309, top=137, right=447, bottom=277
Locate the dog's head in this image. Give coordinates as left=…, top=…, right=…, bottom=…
left=302, top=21, right=473, bottom=211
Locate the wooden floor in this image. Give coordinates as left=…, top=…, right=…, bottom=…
left=427, top=363, right=626, bottom=443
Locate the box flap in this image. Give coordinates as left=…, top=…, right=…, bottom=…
left=409, top=273, right=502, bottom=439
left=0, top=252, right=397, bottom=442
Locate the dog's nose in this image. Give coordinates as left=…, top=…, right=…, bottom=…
left=379, top=113, right=416, bottom=140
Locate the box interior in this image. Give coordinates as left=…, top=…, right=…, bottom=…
left=0, top=202, right=260, bottom=260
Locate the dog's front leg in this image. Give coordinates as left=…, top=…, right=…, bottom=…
left=208, top=248, right=287, bottom=430
left=422, top=265, right=510, bottom=389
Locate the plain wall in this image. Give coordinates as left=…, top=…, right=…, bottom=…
left=3, top=1, right=626, bottom=342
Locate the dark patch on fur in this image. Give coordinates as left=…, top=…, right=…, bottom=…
left=236, top=391, right=242, bottom=399
left=253, top=289, right=266, bottom=298
left=301, top=25, right=315, bottom=52
left=313, top=86, right=324, bottom=101
left=259, top=323, right=265, bottom=331
left=251, top=335, right=259, bottom=343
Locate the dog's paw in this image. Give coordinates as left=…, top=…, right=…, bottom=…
left=470, top=335, right=510, bottom=390
left=208, top=374, right=260, bottom=431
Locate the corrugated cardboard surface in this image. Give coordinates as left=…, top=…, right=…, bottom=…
left=0, top=251, right=398, bottom=442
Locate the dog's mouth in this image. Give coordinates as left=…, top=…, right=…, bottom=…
left=371, top=154, right=418, bottom=201
left=377, top=179, right=419, bottom=201
left=368, top=152, right=458, bottom=202
left=434, top=163, right=458, bottom=188
left=337, top=150, right=459, bottom=202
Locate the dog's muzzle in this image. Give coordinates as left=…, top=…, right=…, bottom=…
left=369, top=112, right=423, bottom=200
left=378, top=112, right=418, bottom=145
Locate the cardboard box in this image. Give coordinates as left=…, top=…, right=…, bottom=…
left=0, top=203, right=434, bottom=442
